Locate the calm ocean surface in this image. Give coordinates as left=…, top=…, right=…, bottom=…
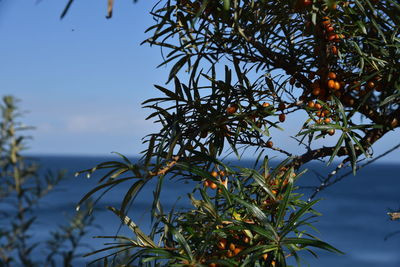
left=24, top=156, right=400, bottom=266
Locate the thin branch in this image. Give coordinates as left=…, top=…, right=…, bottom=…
left=308, top=142, right=400, bottom=200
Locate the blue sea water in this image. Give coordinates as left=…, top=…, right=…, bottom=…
left=17, top=156, right=400, bottom=266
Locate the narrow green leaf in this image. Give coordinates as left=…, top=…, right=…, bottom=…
left=76, top=177, right=135, bottom=211
left=170, top=227, right=193, bottom=260
left=281, top=199, right=320, bottom=236
left=275, top=177, right=293, bottom=228
left=108, top=207, right=157, bottom=248
left=282, top=238, right=343, bottom=254
left=167, top=55, right=189, bottom=83
left=328, top=133, right=346, bottom=166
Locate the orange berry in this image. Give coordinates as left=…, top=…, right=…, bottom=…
left=331, top=45, right=338, bottom=55
left=315, top=103, right=322, bottom=109
left=325, top=118, right=331, bottom=123
left=312, top=87, right=321, bottom=96
left=226, top=250, right=234, bottom=258
left=204, top=180, right=210, bottom=187
left=262, top=254, right=269, bottom=261
left=328, top=129, right=335, bottom=136
left=243, top=236, right=250, bottom=243
left=279, top=113, right=286, bottom=122
left=328, top=72, right=337, bottom=79
left=209, top=263, right=217, bottom=267
left=226, top=105, right=237, bottom=115
left=328, top=34, right=336, bottom=41
left=262, top=102, right=270, bottom=108
left=307, top=100, right=315, bottom=108
left=209, top=182, right=217, bottom=190
left=266, top=140, right=273, bottom=148
left=334, top=81, right=341, bottom=90
left=327, top=79, right=335, bottom=89
left=218, top=170, right=226, bottom=177
left=367, top=81, right=375, bottom=89
left=233, top=248, right=242, bottom=255
left=211, top=171, right=218, bottom=178
left=229, top=243, right=236, bottom=251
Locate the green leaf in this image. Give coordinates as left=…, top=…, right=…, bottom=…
left=60, top=0, right=74, bottom=19
left=170, top=226, right=193, bottom=260
left=120, top=179, right=147, bottom=215
left=281, top=199, right=320, bottom=237
left=275, top=176, right=293, bottom=228
left=241, top=168, right=276, bottom=200
left=333, top=96, right=347, bottom=128
left=282, top=237, right=343, bottom=254
left=328, top=133, right=346, bottom=166
left=223, top=0, right=230, bottom=11
left=108, top=207, right=157, bottom=248
left=76, top=177, right=136, bottom=211
left=232, top=196, right=278, bottom=238
left=154, top=85, right=182, bottom=101
left=167, top=55, right=189, bottom=83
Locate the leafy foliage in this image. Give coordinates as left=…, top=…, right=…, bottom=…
left=81, top=158, right=342, bottom=266
left=71, top=0, right=399, bottom=266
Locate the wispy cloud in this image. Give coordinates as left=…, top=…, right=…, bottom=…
left=65, top=113, right=155, bottom=134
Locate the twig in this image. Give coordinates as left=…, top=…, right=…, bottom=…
left=308, top=143, right=400, bottom=201
left=148, top=156, right=180, bottom=176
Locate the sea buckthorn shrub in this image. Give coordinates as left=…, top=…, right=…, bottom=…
left=75, top=0, right=400, bottom=266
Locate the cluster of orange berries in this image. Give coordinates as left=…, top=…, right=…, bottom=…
left=225, top=100, right=286, bottom=130
left=323, top=17, right=344, bottom=42
left=262, top=168, right=293, bottom=207
left=204, top=170, right=227, bottom=190
left=340, top=75, right=383, bottom=105
left=209, top=233, right=274, bottom=266
left=321, top=16, right=342, bottom=56
left=216, top=238, right=244, bottom=258
left=308, top=100, right=335, bottom=126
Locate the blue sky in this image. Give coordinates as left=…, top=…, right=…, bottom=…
left=1, top=0, right=399, bottom=162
